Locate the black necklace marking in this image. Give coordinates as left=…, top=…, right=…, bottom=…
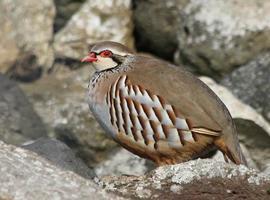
left=88, top=56, right=135, bottom=89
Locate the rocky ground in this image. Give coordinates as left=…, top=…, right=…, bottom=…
left=0, top=0, right=270, bottom=199
left=1, top=141, right=270, bottom=200
left=100, top=159, right=270, bottom=200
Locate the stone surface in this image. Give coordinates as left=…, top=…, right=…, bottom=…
left=0, top=0, right=55, bottom=75
left=222, top=53, right=270, bottom=123
left=234, top=119, right=270, bottom=172
left=200, top=76, right=270, bottom=135
left=20, top=66, right=118, bottom=168
left=22, top=138, right=96, bottom=179
left=53, top=0, right=86, bottom=32
left=0, top=141, right=121, bottom=200
left=133, top=0, right=188, bottom=60
left=175, top=0, right=270, bottom=77
left=133, top=0, right=270, bottom=76
left=6, top=53, right=43, bottom=82
left=95, top=149, right=154, bottom=177
left=3, top=139, right=268, bottom=200
left=100, top=159, right=270, bottom=199
left=0, top=74, right=47, bottom=145
left=54, top=0, right=134, bottom=60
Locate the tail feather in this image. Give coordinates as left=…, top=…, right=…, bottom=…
left=215, top=137, right=247, bottom=166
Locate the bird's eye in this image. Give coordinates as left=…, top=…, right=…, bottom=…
left=99, top=50, right=113, bottom=58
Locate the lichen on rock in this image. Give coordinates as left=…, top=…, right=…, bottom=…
left=176, top=0, right=270, bottom=76
left=101, top=159, right=270, bottom=199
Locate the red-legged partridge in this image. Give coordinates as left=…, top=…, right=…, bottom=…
left=82, top=41, right=247, bottom=166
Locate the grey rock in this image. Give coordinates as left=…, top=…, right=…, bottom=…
left=133, top=0, right=189, bottom=60
left=263, top=165, right=270, bottom=177
left=20, top=66, right=118, bottom=168
left=200, top=76, right=270, bottom=135
left=175, top=0, right=270, bottom=77
left=54, top=0, right=134, bottom=60
left=6, top=53, right=42, bottom=82
left=0, top=0, right=55, bottom=75
left=100, top=159, right=270, bottom=199
left=22, top=138, right=96, bottom=179
left=53, top=0, right=86, bottom=32
left=222, top=53, right=270, bottom=122
left=0, top=141, right=122, bottom=200
left=0, top=74, right=47, bottom=145
left=238, top=144, right=258, bottom=170
left=95, top=149, right=155, bottom=177
left=133, top=0, right=270, bottom=76
left=234, top=119, right=270, bottom=171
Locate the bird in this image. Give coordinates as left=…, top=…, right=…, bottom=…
left=81, top=41, right=247, bottom=166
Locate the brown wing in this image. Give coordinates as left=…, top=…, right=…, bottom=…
left=106, top=73, right=222, bottom=148
left=126, top=57, right=232, bottom=134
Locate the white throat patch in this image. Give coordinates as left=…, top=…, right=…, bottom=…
left=93, top=55, right=118, bottom=71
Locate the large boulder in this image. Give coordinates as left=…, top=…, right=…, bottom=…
left=0, top=74, right=47, bottom=145
left=133, top=0, right=270, bottom=77
left=0, top=0, right=55, bottom=78
left=222, top=53, right=270, bottom=123
left=20, top=66, right=118, bottom=168
left=175, top=0, right=270, bottom=77
left=54, top=0, right=134, bottom=60
left=100, top=159, right=270, bottom=199
left=0, top=141, right=121, bottom=200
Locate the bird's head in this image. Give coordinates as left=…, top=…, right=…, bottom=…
left=81, top=41, right=134, bottom=71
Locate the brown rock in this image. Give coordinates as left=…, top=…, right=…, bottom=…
left=0, top=74, right=47, bottom=145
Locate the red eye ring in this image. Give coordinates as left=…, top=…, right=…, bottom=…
left=99, top=50, right=112, bottom=58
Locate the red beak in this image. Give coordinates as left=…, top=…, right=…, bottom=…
left=81, top=52, right=98, bottom=62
